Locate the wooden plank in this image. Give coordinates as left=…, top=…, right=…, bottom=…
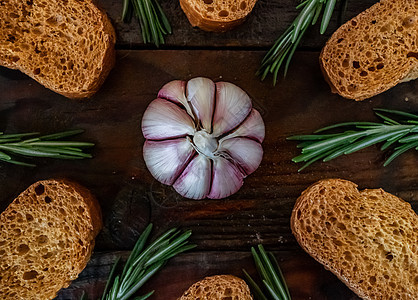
left=55, top=251, right=360, bottom=299
left=0, top=49, right=417, bottom=299
left=99, top=0, right=379, bottom=48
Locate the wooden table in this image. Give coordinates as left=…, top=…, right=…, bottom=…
left=0, top=0, right=416, bottom=299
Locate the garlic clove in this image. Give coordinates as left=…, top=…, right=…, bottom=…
left=218, top=137, right=263, bottom=175
left=208, top=156, right=244, bottom=199
left=220, top=109, right=265, bottom=143
left=186, top=77, right=215, bottom=132
left=143, top=138, right=196, bottom=185
left=142, top=98, right=195, bottom=140
left=212, top=82, right=252, bottom=137
left=173, top=154, right=212, bottom=199
left=158, top=80, right=194, bottom=118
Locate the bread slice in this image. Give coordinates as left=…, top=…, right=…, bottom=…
left=320, top=0, right=417, bottom=101
left=179, top=275, right=253, bottom=299
left=0, top=179, right=102, bottom=300
left=180, top=0, right=258, bottom=32
left=0, top=0, right=115, bottom=98
left=291, top=179, right=418, bottom=299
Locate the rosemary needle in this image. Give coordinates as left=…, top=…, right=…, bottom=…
left=0, top=129, right=93, bottom=167
left=243, top=245, right=291, bottom=300
left=101, top=224, right=195, bottom=300
left=122, top=0, right=171, bottom=47
left=258, top=0, right=340, bottom=84
left=289, top=109, right=418, bottom=171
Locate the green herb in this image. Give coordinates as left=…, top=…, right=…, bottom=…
left=122, top=0, right=171, bottom=47
left=243, top=245, right=291, bottom=300
left=258, top=0, right=339, bottom=84
left=80, top=291, right=88, bottom=300
left=101, top=224, right=196, bottom=300
left=288, top=108, right=418, bottom=171
left=0, top=129, right=93, bottom=167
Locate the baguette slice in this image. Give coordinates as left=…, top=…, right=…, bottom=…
left=179, top=275, right=253, bottom=299
left=0, top=0, right=116, bottom=98
left=180, top=0, right=257, bottom=32
left=320, top=0, right=417, bottom=101
left=291, top=179, right=418, bottom=300
left=0, top=179, right=102, bottom=300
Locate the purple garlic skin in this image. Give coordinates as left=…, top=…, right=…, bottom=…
left=142, top=77, right=265, bottom=200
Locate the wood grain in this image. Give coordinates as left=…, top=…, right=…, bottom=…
left=56, top=251, right=361, bottom=300
left=98, top=0, right=379, bottom=48
left=0, top=50, right=417, bottom=299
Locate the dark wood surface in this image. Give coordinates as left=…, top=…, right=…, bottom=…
left=99, top=0, right=377, bottom=48
left=0, top=1, right=417, bottom=300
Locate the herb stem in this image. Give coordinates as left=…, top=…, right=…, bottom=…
left=102, top=224, right=195, bottom=300
left=122, top=0, right=171, bottom=47
left=259, top=0, right=340, bottom=84
left=243, top=245, right=291, bottom=300
left=0, top=130, right=93, bottom=166
left=289, top=109, right=418, bottom=170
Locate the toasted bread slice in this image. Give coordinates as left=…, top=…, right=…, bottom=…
left=0, top=179, right=102, bottom=300
left=320, top=0, right=417, bottom=101
left=291, top=179, right=418, bottom=299
left=179, top=275, right=253, bottom=299
left=180, top=0, right=258, bottom=32
left=0, top=0, right=115, bottom=98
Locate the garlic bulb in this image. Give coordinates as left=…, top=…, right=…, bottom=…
left=142, top=77, right=265, bottom=199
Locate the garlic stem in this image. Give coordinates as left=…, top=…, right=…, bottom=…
left=192, top=130, right=218, bottom=158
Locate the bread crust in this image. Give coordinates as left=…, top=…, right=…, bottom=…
left=55, top=179, right=103, bottom=245
left=0, top=179, right=102, bottom=299
left=179, top=274, right=253, bottom=299
left=291, top=179, right=418, bottom=299
left=0, top=0, right=116, bottom=99
left=320, top=0, right=417, bottom=101
left=180, top=0, right=257, bottom=32
left=58, top=7, right=116, bottom=99
left=319, top=48, right=338, bottom=94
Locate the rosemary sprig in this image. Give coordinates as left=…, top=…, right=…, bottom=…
left=122, top=0, right=172, bottom=47
left=288, top=108, right=418, bottom=171
left=243, top=245, right=291, bottom=300
left=0, top=129, right=93, bottom=167
left=101, top=224, right=196, bottom=300
left=258, top=0, right=339, bottom=84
